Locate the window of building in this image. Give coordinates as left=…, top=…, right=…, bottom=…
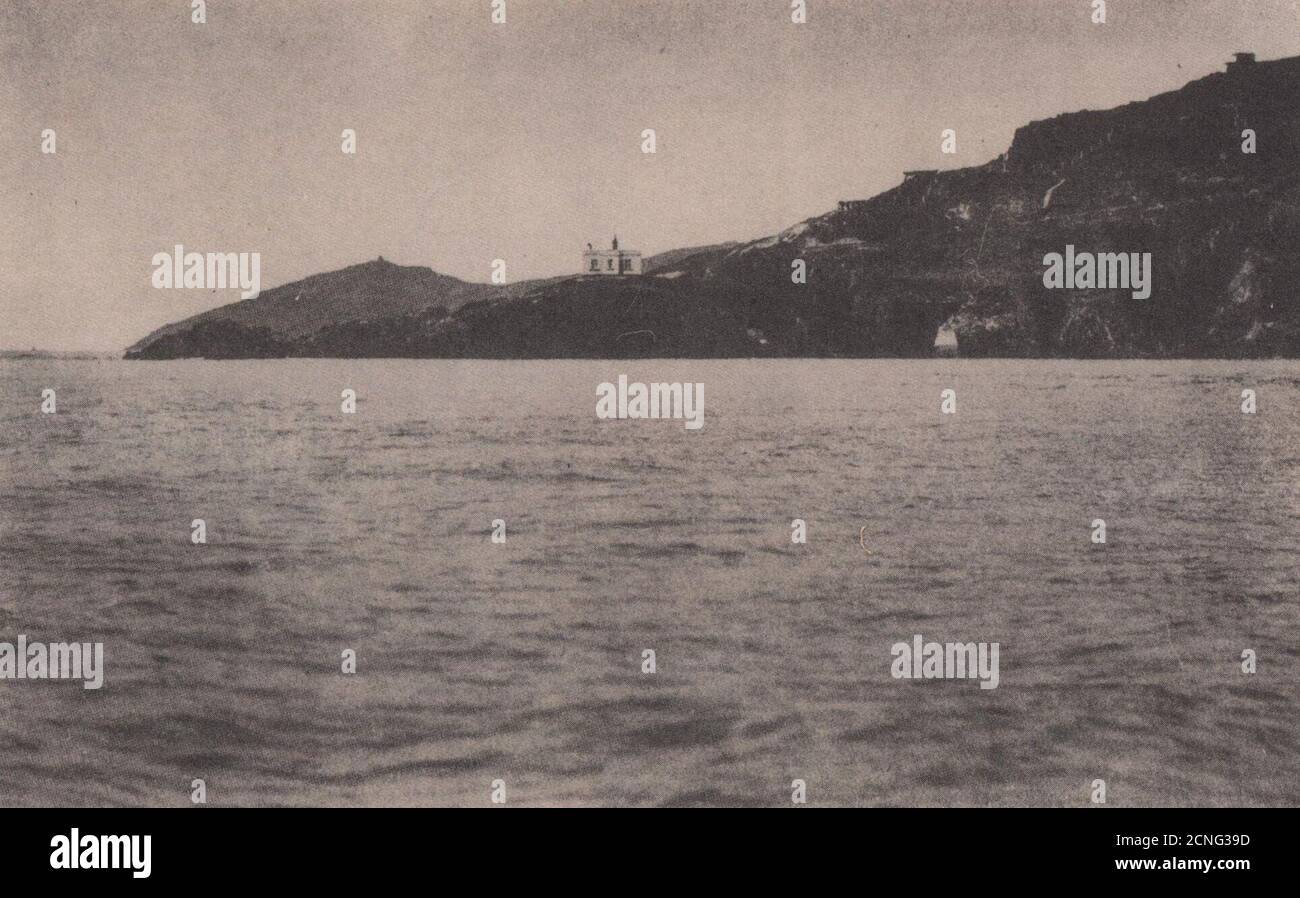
left=590, top=259, right=599, bottom=271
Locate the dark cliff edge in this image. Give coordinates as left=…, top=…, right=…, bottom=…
left=127, top=55, right=1300, bottom=360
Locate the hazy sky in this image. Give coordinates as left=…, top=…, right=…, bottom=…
left=3, top=0, right=1300, bottom=351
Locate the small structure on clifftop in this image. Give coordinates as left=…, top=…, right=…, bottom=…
left=1227, top=52, right=1257, bottom=74
left=583, top=236, right=642, bottom=276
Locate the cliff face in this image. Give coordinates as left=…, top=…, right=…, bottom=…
left=127, top=56, right=1300, bottom=360
left=685, top=55, right=1300, bottom=358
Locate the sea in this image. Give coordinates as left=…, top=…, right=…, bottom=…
left=1, top=358, right=1297, bottom=806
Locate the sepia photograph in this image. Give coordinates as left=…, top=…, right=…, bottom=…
left=1, top=0, right=1296, bottom=877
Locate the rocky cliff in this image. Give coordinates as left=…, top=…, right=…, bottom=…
left=127, top=55, right=1300, bottom=360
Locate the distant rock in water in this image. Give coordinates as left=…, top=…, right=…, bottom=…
left=0, top=349, right=115, bottom=360
left=128, top=56, right=1300, bottom=360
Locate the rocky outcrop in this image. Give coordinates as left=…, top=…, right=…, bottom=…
left=127, top=56, right=1300, bottom=360
left=124, top=258, right=494, bottom=359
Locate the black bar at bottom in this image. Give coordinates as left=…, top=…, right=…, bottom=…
left=3, top=808, right=1287, bottom=884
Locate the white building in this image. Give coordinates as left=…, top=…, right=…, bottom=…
left=934, top=322, right=959, bottom=357
left=583, top=236, right=642, bottom=276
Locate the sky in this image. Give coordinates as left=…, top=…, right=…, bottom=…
left=3, top=0, right=1300, bottom=351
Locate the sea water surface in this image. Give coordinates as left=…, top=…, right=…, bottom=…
left=1, top=359, right=1297, bottom=806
